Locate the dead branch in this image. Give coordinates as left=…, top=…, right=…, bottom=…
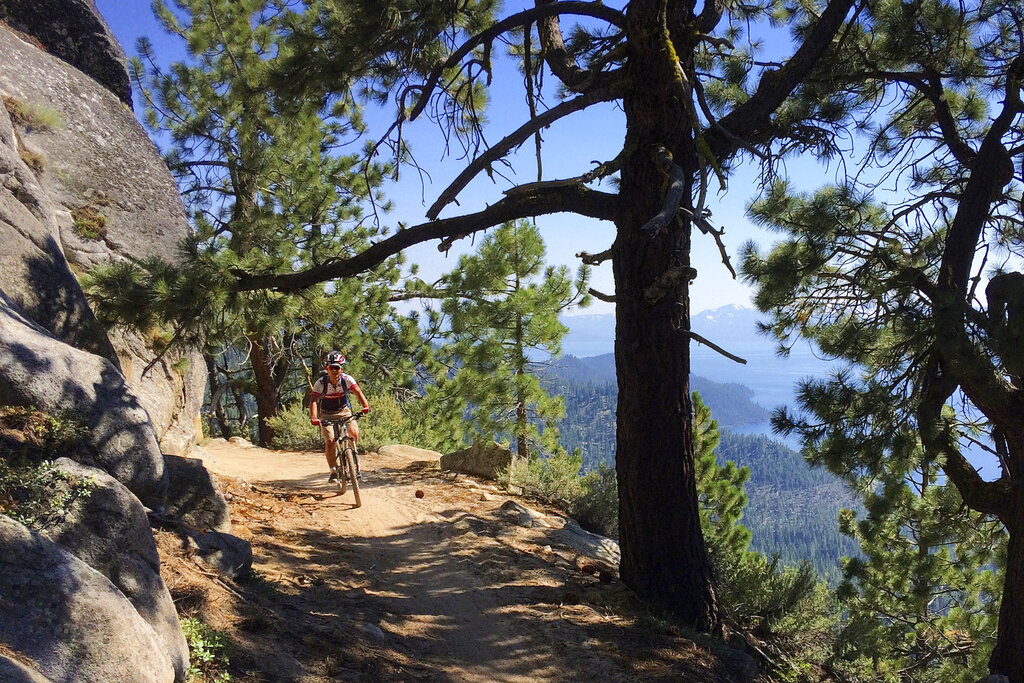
left=641, top=145, right=687, bottom=238
left=408, top=2, right=625, bottom=123
left=427, top=85, right=621, bottom=220
left=687, top=331, right=747, bottom=364
left=576, top=248, right=613, bottom=265
left=504, top=152, right=625, bottom=197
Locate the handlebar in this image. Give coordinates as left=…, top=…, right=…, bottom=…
left=320, top=413, right=363, bottom=427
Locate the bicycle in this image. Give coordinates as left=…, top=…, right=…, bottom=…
left=322, top=413, right=362, bottom=508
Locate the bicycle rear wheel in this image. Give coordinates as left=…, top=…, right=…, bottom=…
left=342, top=444, right=361, bottom=508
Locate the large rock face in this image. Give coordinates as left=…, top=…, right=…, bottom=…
left=0, top=516, right=176, bottom=683
left=0, top=295, right=166, bottom=505
left=0, top=10, right=236, bottom=683
left=0, top=23, right=204, bottom=454
left=163, top=453, right=232, bottom=533
left=0, top=0, right=132, bottom=106
left=46, top=459, right=189, bottom=679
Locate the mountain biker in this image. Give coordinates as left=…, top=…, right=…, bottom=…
left=310, top=351, right=370, bottom=483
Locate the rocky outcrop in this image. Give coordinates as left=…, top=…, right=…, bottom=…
left=0, top=295, right=166, bottom=505
left=0, top=516, right=176, bottom=683
left=441, top=441, right=515, bottom=480
left=0, top=11, right=225, bottom=683
left=0, top=67, right=116, bottom=359
left=0, top=23, right=204, bottom=454
left=186, top=528, right=253, bottom=579
left=0, top=0, right=131, bottom=106
left=46, top=459, right=189, bottom=680
left=164, top=453, right=232, bottom=533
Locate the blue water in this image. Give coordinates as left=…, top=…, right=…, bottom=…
left=565, top=336, right=1003, bottom=480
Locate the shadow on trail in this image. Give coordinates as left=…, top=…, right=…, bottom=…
left=222, top=500, right=701, bottom=682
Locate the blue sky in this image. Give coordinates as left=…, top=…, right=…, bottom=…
left=93, top=0, right=831, bottom=316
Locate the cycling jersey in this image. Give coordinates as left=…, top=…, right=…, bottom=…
left=311, top=372, right=358, bottom=412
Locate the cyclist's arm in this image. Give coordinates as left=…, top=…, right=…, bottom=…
left=310, top=384, right=321, bottom=423
left=351, top=384, right=370, bottom=412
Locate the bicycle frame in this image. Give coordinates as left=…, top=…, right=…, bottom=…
left=322, top=413, right=362, bottom=507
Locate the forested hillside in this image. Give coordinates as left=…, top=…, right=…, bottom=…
left=548, top=361, right=857, bottom=580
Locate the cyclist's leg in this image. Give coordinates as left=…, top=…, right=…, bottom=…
left=321, top=423, right=338, bottom=469
left=346, top=420, right=361, bottom=476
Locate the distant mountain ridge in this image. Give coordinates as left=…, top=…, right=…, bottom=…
left=562, top=304, right=837, bottom=414
left=547, top=354, right=770, bottom=427
left=562, top=304, right=764, bottom=357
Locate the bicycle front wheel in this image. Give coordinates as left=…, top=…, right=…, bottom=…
left=342, top=444, right=361, bottom=508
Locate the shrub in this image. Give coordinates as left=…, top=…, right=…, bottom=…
left=499, top=451, right=585, bottom=508
left=71, top=206, right=108, bottom=240
left=572, top=463, right=619, bottom=537
left=18, top=146, right=44, bottom=173
left=356, top=392, right=409, bottom=450
left=716, top=551, right=839, bottom=680
left=0, top=459, right=93, bottom=529
left=181, top=617, right=231, bottom=682
left=0, top=405, right=89, bottom=458
left=3, top=96, right=63, bottom=131
left=266, top=402, right=321, bottom=452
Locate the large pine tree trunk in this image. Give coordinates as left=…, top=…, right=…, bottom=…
left=989, top=428, right=1024, bottom=680
left=612, top=0, right=719, bottom=631
left=990, top=513, right=1024, bottom=680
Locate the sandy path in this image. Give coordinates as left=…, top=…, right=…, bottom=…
left=192, top=440, right=599, bottom=682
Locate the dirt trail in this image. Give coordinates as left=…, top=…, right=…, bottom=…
left=162, top=439, right=752, bottom=682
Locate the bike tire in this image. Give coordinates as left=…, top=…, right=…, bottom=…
left=336, top=463, right=346, bottom=493
left=343, top=445, right=361, bottom=508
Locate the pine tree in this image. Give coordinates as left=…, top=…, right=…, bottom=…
left=225, top=0, right=858, bottom=629
left=435, top=220, right=589, bottom=457
left=740, top=0, right=1024, bottom=668
left=834, top=461, right=1004, bottom=681
left=87, top=0, right=422, bottom=445
left=693, top=393, right=752, bottom=565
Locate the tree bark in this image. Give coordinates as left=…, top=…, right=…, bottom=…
left=249, top=335, right=281, bottom=447
left=612, top=0, right=719, bottom=631
left=204, top=354, right=232, bottom=439
left=990, top=505, right=1024, bottom=681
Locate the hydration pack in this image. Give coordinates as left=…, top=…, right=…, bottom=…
left=316, top=372, right=350, bottom=413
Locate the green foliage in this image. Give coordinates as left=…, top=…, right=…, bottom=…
left=181, top=617, right=231, bottom=683
left=572, top=463, right=619, bottom=537
left=431, top=220, right=590, bottom=458
left=0, top=406, right=89, bottom=457
left=266, top=402, right=321, bottom=452
left=694, top=394, right=753, bottom=565
left=693, top=399, right=839, bottom=679
left=2, top=96, right=63, bottom=131
left=0, top=459, right=93, bottom=529
left=71, top=206, right=108, bottom=241
left=720, top=553, right=839, bottom=681
left=0, top=407, right=93, bottom=529
left=355, top=392, right=410, bottom=450
left=500, top=450, right=584, bottom=507
left=831, top=470, right=1002, bottom=681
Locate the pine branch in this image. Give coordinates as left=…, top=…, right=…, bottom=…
left=407, top=2, right=625, bottom=123
left=233, top=185, right=618, bottom=292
